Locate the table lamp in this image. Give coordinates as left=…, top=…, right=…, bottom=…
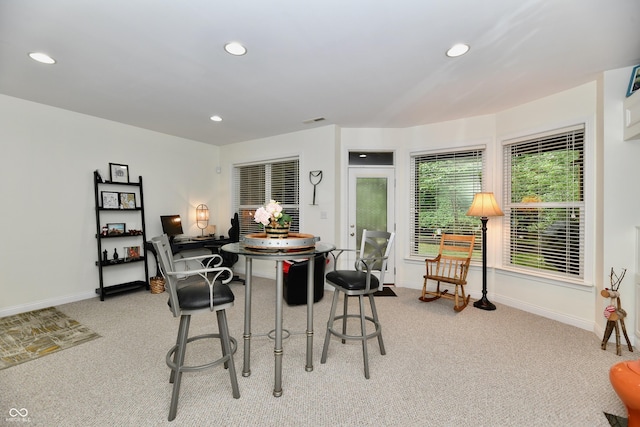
left=466, top=192, right=503, bottom=311
left=196, top=204, right=209, bottom=236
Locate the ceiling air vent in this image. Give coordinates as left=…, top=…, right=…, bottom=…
left=303, top=117, right=325, bottom=124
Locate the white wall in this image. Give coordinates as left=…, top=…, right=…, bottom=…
left=601, top=67, right=640, bottom=341
left=0, top=94, right=220, bottom=315
left=339, top=116, right=497, bottom=294
left=2, top=66, right=638, bottom=341
left=218, top=126, right=338, bottom=278
left=491, top=83, right=599, bottom=330
left=339, top=77, right=638, bottom=340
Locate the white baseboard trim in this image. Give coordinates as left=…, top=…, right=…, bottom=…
left=492, top=293, right=593, bottom=330
left=0, top=291, right=98, bottom=317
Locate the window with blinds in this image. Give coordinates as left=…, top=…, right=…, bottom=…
left=502, top=125, right=584, bottom=279
left=409, top=148, right=484, bottom=258
left=233, top=158, right=300, bottom=236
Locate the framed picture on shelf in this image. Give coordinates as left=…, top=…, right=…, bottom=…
left=109, top=163, right=129, bottom=183
left=119, top=192, right=136, bottom=209
left=101, top=191, right=119, bottom=209
left=107, top=223, right=126, bottom=236
left=123, top=246, right=141, bottom=260
left=627, top=65, right=640, bottom=97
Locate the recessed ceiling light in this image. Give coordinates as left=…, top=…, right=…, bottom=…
left=224, top=42, right=247, bottom=56
left=446, top=43, right=470, bottom=58
left=210, top=115, right=223, bottom=122
left=28, top=52, right=56, bottom=64
left=359, top=154, right=367, bottom=158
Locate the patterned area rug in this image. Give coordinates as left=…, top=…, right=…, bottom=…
left=0, top=307, right=100, bottom=370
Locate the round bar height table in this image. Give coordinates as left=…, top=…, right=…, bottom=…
left=221, top=240, right=335, bottom=397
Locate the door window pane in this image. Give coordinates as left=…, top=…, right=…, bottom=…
left=356, top=177, right=387, bottom=245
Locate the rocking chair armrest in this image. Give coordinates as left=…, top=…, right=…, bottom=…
left=424, top=255, right=441, bottom=277
left=424, top=255, right=441, bottom=264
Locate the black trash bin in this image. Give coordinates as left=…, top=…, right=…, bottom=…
left=283, top=253, right=326, bottom=305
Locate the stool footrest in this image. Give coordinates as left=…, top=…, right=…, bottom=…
left=166, top=333, right=237, bottom=373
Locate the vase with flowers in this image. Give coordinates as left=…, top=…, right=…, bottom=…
left=254, top=200, right=292, bottom=238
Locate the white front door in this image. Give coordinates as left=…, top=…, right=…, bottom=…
left=347, top=167, right=395, bottom=285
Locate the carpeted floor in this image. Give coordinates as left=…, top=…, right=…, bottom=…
left=0, top=307, right=100, bottom=370
left=1, top=280, right=635, bottom=425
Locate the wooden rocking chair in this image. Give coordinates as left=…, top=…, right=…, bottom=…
left=419, top=233, right=475, bottom=312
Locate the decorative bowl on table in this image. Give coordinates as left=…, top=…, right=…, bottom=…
left=242, top=233, right=319, bottom=252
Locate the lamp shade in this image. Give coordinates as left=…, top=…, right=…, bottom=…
left=466, top=192, right=504, bottom=218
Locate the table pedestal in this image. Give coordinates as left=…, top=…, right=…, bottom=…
left=239, top=250, right=320, bottom=397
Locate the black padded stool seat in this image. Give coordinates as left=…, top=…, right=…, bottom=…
left=325, top=270, right=379, bottom=292
left=169, top=282, right=235, bottom=310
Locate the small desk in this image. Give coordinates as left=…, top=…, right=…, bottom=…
left=146, top=237, right=232, bottom=277
left=171, top=236, right=231, bottom=254
left=221, top=241, right=335, bottom=397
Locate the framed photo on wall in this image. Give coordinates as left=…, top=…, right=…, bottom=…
left=627, top=65, right=640, bottom=97
left=109, top=163, right=129, bottom=183
left=107, top=223, right=126, bottom=236
left=119, top=192, right=136, bottom=209
left=101, top=191, right=119, bottom=209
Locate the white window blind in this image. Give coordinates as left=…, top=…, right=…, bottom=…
left=502, top=125, right=584, bottom=278
left=233, top=158, right=300, bottom=236
left=409, top=148, right=484, bottom=258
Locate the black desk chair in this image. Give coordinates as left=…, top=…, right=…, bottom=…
left=151, top=234, right=240, bottom=421
left=222, top=213, right=245, bottom=284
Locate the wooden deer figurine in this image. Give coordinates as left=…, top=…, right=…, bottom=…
left=601, top=267, right=633, bottom=356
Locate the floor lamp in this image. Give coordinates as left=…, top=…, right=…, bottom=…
left=466, top=192, right=503, bottom=311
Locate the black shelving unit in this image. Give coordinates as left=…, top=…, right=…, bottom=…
left=93, top=171, right=149, bottom=300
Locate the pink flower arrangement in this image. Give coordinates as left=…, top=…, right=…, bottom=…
left=253, top=200, right=292, bottom=227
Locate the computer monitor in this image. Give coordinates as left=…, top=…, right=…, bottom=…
left=160, top=215, right=184, bottom=237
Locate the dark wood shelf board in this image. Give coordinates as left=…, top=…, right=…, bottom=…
left=100, top=256, right=145, bottom=267
left=95, top=280, right=148, bottom=298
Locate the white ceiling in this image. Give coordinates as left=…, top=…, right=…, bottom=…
left=1, top=0, right=639, bottom=146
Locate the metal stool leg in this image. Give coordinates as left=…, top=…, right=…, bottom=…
left=169, top=315, right=190, bottom=421
left=342, top=294, right=349, bottom=344
left=217, top=310, right=240, bottom=398
left=359, top=295, right=370, bottom=379
left=368, top=294, right=385, bottom=355
left=321, top=290, right=341, bottom=363
left=169, top=328, right=180, bottom=384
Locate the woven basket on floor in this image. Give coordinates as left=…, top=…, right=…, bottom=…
left=149, top=277, right=165, bottom=294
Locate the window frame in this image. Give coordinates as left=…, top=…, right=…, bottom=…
left=501, top=123, right=588, bottom=282
left=409, top=146, right=486, bottom=260
left=233, top=157, right=300, bottom=237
